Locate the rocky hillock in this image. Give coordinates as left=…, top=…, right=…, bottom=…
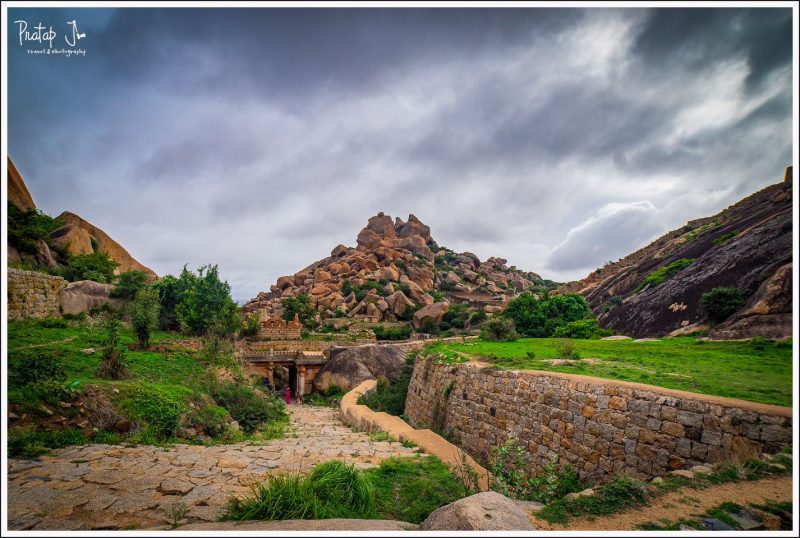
left=560, top=171, right=793, bottom=339
left=243, top=213, right=542, bottom=324
left=7, top=157, right=157, bottom=281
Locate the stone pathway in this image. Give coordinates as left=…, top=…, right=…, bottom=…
left=7, top=405, right=421, bottom=530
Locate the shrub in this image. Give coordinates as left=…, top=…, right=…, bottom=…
left=125, top=384, right=186, bottom=440
left=192, top=404, right=232, bottom=438
left=713, top=230, right=740, bottom=246
left=701, top=287, right=749, bottom=323
left=359, top=355, right=415, bottom=416
left=552, top=319, right=613, bottom=339
left=8, top=426, right=87, bottom=457
left=59, top=251, right=120, bottom=283
left=240, top=314, right=260, bottom=338
left=635, top=258, right=695, bottom=292
left=128, top=286, right=160, bottom=350
left=37, top=316, right=68, bottom=328
left=371, top=325, right=412, bottom=341
left=281, top=293, right=317, bottom=329
left=97, top=317, right=129, bottom=379
left=31, top=380, right=78, bottom=405
left=210, top=383, right=285, bottom=434
left=502, top=293, right=591, bottom=338
left=110, top=270, right=148, bottom=299
left=7, top=203, right=63, bottom=254
left=152, top=272, right=193, bottom=331
left=224, top=460, right=376, bottom=520
left=479, top=316, right=518, bottom=341
left=555, top=339, right=580, bottom=360
left=8, top=351, right=66, bottom=388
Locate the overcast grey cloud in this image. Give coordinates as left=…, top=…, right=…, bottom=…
left=7, top=7, right=793, bottom=302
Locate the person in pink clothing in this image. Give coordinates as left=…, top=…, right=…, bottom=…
left=285, top=386, right=291, bottom=405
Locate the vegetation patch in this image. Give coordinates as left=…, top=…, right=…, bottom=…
left=359, top=354, right=415, bottom=416
left=700, top=286, right=750, bottom=323
left=635, top=258, right=695, bottom=293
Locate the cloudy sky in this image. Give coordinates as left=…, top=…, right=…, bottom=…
left=7, top=7, right=793, bottom=302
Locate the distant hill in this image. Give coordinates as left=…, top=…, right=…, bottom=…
left=243, top=212, right=546, bottom=325
left=559, top=169, right=793, bottom=339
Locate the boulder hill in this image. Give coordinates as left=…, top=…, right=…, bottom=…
left=243, top=212, right=542, bottom=323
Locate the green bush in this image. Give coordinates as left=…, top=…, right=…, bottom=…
left=110, top=270, right=148, bottom=299
left=555, top=338, right=580, bottom=360
left=37, top=316, right=68, bottom=328
left=240, top=314, right=260, bottom=338
left=224, top=460, right=376, bottom=520
left=713, top=230, right=740, bottom=246
left=359, top=355, right=415, bottom=416
left=59, top=251, right=120, bottom=283
left=8, top=351, right=66, bottom=388
left=701, top=287, right=749, bottom=323
left=125, top=385, right=186, bottom=440
left=8, top=426, right=87, bottom=457
left=372, top=325, right=412, bottom=340
left=210, top=383, right=286, bottom=434
left=30, top=380, right=78, bottom=405
left=175, top=264, right=240, bottom=336
left=552, top=319, right=613, bottom=339
left=128, top=286, right=160, bottom=350
left=281, top=293, right=317, bottom=329
left=192, top=404, right=232, bottom=438
left=502, top=293, right=591, bottom=338
left=635, top=258, right=695, bottom=292
left=7, top=203, right=63, bottom=254
left=97, top=317, right=129, bottom=379
left=479, top=316, right=518, bottom=341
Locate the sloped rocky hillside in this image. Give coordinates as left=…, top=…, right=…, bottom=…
left=243, top=213, right=542, bottom=324
left=7, top=157, right=157, bottom=280
left=560, top=173, right=793, bottom=339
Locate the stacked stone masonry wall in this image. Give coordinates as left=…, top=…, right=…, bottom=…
left=7, top=268, right=67, bottom=320
left=405, top=356, right=792, bottom=482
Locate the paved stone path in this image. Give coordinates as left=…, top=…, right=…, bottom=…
left=8, top=405, right=421, bottom=530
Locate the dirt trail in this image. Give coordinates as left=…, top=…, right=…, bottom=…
left=10, top=337, right=77, bottom=351
left=533, top=475, right=793, bottom=531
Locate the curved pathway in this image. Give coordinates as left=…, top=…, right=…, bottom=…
left=8, top=405, right=420, bottom=531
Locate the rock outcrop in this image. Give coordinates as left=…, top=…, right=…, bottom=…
left=50, top=212, right=157, bottom=280
left=243, top=212, right=541, bottom=323
left=560, top=175, right=793, bottom=339
left=59, top=280, right=126, bottom=316
left=420, top=492, right=535, bottom=531
left=313, top=344, right=407, bottom=392
left=7, top=157, right=35, bottom=211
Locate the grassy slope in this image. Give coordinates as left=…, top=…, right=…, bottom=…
left=428, top=337, right=792, bottom=406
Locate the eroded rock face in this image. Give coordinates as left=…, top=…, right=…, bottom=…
left=243, top=213, right=541, bottom=323
left=707, top=263, right=792, bottom=340
left=561, top=180, right=793, bottom=339
left=420, top=492, right=535, bottom=531
left=8, top=157, right=36, bottom=211
left=60, top=280, right=126, bottom=316
left=313, top=344, right=407, bottom=392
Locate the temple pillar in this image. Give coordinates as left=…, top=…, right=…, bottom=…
left=267, top=363, right=274, bottom=385
left=298, top=366, right=306, bottom=398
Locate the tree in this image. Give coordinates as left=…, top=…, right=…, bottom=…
left=152, top=270, right=194, bottom=331
left=129, top=286, right=161, bottom=350
left=281, top=293, right=317, bottom=329
left=110, top=270, right=148, bottom=299
left=175, top=264, right=240, bottom=336
left=502, top=292, right=592, bottom=337
left=59, top=251, right=119, bottom=283
left=701, top=287, right=749, bottom=323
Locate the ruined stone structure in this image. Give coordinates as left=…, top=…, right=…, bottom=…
left=257, top=311, right=302, bottom=340
left=7, top=268, right=68, bottom=320
left=405, top=356, right=792, bottom=483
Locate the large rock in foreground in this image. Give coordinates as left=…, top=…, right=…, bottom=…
left=314, top=344, right=406, bottom=392
left=420, top=491, right=535, bottom=531
left=60, top=280, right=126, bottom=316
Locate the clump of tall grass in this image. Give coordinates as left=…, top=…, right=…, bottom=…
left=223, top=460, right=376, bottom=520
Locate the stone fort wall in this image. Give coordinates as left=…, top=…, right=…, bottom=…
left=7, top=268, right=68, bottom=320
left=405, top=355, right=792, bottom=482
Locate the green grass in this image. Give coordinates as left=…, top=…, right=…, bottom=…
left=428, top=336, right=792, bottom=406
left=223, top=456, right=467, bottom=524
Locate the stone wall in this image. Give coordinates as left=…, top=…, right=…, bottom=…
left=7, top=268, right=68, bottom=320
left=405, top=356, right=792, bottom=482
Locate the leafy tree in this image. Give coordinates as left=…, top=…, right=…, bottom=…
left=502, top=292, right=591, bottom=337
left=175, top=264, right=239, bottom=336
left=7, top=203, right=63, bottom=254
left=152, top=271, right=194, bottom=331
left=129, top=287, right=161, bottom=350
left=479, top=316, right=518, bottom=341
left=59, top=251, right=119, bottom=283
left=110, top=270, right=148, bottom=299
left=701, top=287, right=749, bottom=323
left=281, top=293, right=317, bottom=329
left=552, top=319, right=614, bottom=339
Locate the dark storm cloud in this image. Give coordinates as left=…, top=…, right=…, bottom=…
left=6, top=7, right=793, bottom=300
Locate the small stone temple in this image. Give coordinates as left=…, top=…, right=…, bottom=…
left=258, top=311, right=302, bottom=340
